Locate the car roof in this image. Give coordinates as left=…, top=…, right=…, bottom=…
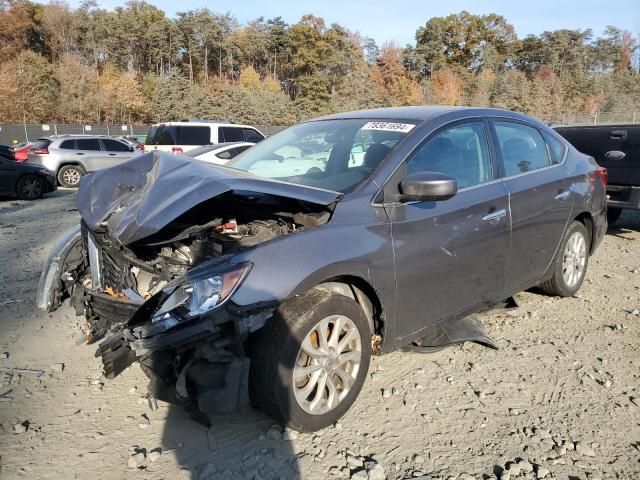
left=151, top=121, right=259, bottom=129
left=42, top=135, right=121, bottom=140
left=314, top=105, right=536, bottom=123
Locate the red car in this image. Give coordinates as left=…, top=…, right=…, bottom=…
left=12, top=142, right=32, bottom=162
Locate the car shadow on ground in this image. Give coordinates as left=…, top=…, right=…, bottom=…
left=160, top=405, right=302, bottom=479
left=0, top=189, right=75, bottom=215
left=607, top=209, right=640, bottom=236
left=158, top=293, right=303, bottom=478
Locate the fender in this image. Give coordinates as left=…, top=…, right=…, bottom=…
left=36, top=224, right=82, bottom=311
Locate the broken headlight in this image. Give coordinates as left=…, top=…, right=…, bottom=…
left=152, top=262, right=252, bottom=325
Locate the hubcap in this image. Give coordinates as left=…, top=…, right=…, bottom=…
left=562, top=231, right=587, bottom=288
left=63, top=169, right=81, bottom=186
left=21, top=177, right=42, bottom=198
left=293, top=314, right=362, bottom=415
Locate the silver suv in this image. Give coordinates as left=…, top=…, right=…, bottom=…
left=28, top=135, right=140, bottom=187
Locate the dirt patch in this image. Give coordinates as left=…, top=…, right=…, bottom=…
left=0, top=192, right=638, bottom=480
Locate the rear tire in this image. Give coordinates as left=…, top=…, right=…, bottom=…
left=57, top=165, right=85, bottom=188
left=16, top=175, right=44, bottom=200
left=249, top=289, right=371, bottom=432
left=539, top=221, right=589, bottom=297
left=606, top=207, right=623, bottom=226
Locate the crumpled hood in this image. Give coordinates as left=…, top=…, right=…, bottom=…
left=76, top=151, right=341, bottom=245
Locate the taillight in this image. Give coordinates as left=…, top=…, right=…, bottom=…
left=595, top=166, right=608, bottom=188
left=32, top=148, right=49, bottom=155
left=588, top=166, right=607, bottom=193
left=171, top=147, right=183, bottom=154
left=136, top=144, right=144, bottom=151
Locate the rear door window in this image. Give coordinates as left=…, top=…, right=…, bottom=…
left=242, top=128, right=265, bottom=143
left=59, top=140, right=75, bottom=149
left=76, top=139, right=101, bottom=151
left=176, top=126, right=210, bottom=145
left=101, top=139, right=130, bottom=152
left=493, top=122, right=551, bottom=176
left=218, top=127, right=244, bottom=142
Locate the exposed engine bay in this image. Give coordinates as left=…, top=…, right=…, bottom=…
left=62, top=191, right=330, bottom=340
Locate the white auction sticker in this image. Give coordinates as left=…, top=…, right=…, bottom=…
left=361, top=121, right=415, bottom=133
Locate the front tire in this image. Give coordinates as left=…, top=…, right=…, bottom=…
left=539, top=221, right=589, bottom=297
left=16, top=175, right=44, bottom=200
left=57, top=165, right=84, bottom=188
left=249, top=289, right=371, bottom=432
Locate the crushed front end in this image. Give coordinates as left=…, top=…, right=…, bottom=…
left=36, top=152, right=339, bottom=423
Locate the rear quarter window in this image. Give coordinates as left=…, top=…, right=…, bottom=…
left=32, top=139, right=52, bottom=150
left=543, top=133, right=566, bottom=164
left=243, top=128, right=265, bottom=143
left=215, top=149, right=234, bottom=160
left=101, top=139, right=130, bottom=152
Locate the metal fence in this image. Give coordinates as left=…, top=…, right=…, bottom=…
left=0, top=123, right=287, bottom=145
left=538, top=111, right=638, bottom=126
left=1, top=112, right=637, bottom=145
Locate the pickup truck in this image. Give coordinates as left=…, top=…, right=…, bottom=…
left=554, top=124, right=640, bottom=225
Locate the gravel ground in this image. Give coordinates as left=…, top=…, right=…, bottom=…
left=0, top=190, right=639, bottom=480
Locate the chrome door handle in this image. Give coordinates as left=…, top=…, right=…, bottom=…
left=482, top=209, right=507, bottom=222
left=554, top=191, right=570, bottom=201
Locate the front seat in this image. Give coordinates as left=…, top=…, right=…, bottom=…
left=363, top=144, right=392, bottom=171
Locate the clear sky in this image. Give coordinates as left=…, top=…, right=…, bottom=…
left=74, top=0, right=640, bottom=45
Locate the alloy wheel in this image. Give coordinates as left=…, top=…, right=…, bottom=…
left=62, top=168, right=81, bottom=186
left=20, top=176, right=43, bottom=199
left=293, top=314, right=363, bottom=415
left=562, top=231, right=587, bottom=287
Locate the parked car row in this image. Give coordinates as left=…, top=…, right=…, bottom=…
left=1, top=122, right=265, bottom=194
left=38, top=106, right=607, bottom=432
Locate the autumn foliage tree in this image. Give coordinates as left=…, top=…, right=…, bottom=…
left=0, top=2, right=638, bottom=125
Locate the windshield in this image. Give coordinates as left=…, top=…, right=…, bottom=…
left=228, top=119, right=417, bottom=193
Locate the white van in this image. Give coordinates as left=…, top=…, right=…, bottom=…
left=144, top=120, right=265, bottom=154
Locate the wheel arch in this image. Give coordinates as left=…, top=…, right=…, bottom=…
left=311, top=275, right=385, bottom=345
left=573, top=211, right=595, bottom=254
left=56, top=161, right=86, bottom=174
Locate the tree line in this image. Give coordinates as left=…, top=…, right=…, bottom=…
left=0, top=1, right=638, bottom=126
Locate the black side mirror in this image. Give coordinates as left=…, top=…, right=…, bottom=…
left=398, top=171, right=457, bottom=202
left=129, top=146, right=134, bottom=152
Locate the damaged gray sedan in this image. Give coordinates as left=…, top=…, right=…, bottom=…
left=37, top=107, right=607, bottom=432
